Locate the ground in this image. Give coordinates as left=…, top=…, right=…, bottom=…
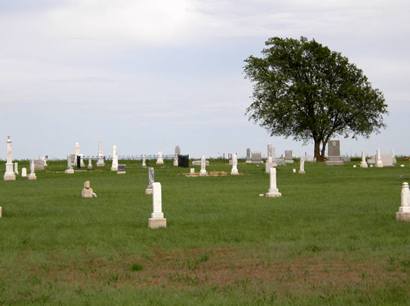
left=0, top=159, right=410, bottom=305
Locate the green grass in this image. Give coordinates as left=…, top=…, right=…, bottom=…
left=1, top=159, right=410, bottom=305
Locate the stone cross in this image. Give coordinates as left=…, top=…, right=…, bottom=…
left=265, top=167, right=282, bottom=197
left=397, top=182, right=410, bottom=221
left=376, top=149, right=383, bottom=168
left=148, top=182, right=167, bottom=229
left=156, top=152, right=164, bottom=165
left=200, top=155, right=207, bottom=176
left=111, top=145, right=118, bottom=171
left=360, top=152, right=368, bottom=168
left=3, top=136, right=16, bottom=181
left=299, top=158, right=305, bottom=174
left=28, top=160, right=37, bottom=180
left=231, top=153, right=239, bottom=175
left=96, top=142, right=105, bottom=167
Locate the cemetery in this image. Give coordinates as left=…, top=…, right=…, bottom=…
left=1, top=1, right=409, bottom=304
left=1, top=137, right=410, bottom=305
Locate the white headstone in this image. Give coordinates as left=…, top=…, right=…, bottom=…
left=376, top=149, right=384, bottom=168
left=74, top=142, right=81, bottom=156
left=145, top=167, right=155, bottom=195
left=173, top=154, right=178, bottom=167
left=142, top=154, right=147, bottom=167
left=3, top=136, right=16, bottom=181
left=360, top=152, right=368, bottom=168
left=28, top=160, right=37, bottom=180
left=199, top=155, right=207, bottom=176
left=156, top=152, right=164, bottom=165
left=111, top=145, right=118, bottom=171
left=87, top=158, right=93, bottom=170
left=96, top=142, right=105, bottom=167
left=231, top=153, right=239, bottom=175
left=14, top=162, right=19, bottom=175
left=396, top=182, right=410, bottom=221
left=148, top=182, right=167, bottom=229
left=0, top=206, right=2, bottom=218
left=43, top=156, right=48, bottom=167
left=65, top=154, right=75, bottom=174
left=21, top=167, right=27, bottom=177
left=299, top=158, right=305, bottom=174
left=265, top=156, right=273, bottom=174
left=265, top=167, right=282, bottom=197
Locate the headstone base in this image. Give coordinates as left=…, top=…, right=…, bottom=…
left=325, top=157, right=344, bottom=166
left=148, top=218, right=167, bottom=229
left=96, top=160, right=105, bottom=167
left=265, top=189, right=282, bottom=198
left=360, top=162, right=368, bottom=168
left=65, top=168, right=75, bottom=174
left=299, top=170, right=305, bottom=174
left=231, top=169, right=239, bottom=175
left=145, top=188, right=153, bottom=195
left=28, top=174, right=37, bottom=181
left=3, top=173, right=16, bottom=181
left=396, top=212, right=410, bottom=222
left=117, top=171, right=126, bottom=175
left=199, top=171, right=208, bottom=176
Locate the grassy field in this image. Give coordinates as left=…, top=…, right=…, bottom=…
left=1, top=159, right=410, bottom=305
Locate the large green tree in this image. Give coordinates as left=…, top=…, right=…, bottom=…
left=244, top=37, right=388, bottom=161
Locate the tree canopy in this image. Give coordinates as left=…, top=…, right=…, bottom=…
left=244, top=37, right=388, bottom=160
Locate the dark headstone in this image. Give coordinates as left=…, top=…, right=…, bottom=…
left=77, top=156, right=81, bottom=168
left=178, top=155, right=189, bottom=168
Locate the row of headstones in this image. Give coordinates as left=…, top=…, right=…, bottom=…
left=3, top=137, right=41, bottom=181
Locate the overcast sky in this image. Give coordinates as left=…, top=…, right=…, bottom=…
left=1, top=0, right=409, bottom=159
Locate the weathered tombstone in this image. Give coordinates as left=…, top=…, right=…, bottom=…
left=81, top=180, right=97, bottom=198
left=148, top=182, right=167, bottom=229
left=299, top=158, right=305, bottom=174
left=231, top=153, right=239, bottom=175
left=284, top=150, right=294, bottom=164
left=145, top=167, right=155, bottom=195
left=376, top=149, right=383, bottom=168
left=34, top=159, right=45, bottom=171
left=14, top=162, right=19, bottom=175
left=200, top=155, right=207, bottom=176
left=251, top=152, right=263, bottom=164
left=246, top=148, right=252, bottom=163
left=111, top=145, right=118, bottom=171
left=65, top=154, right=75, bottom=174
left=396, top=182, right=410, bottom=221
left=28, top=160, right=37, bottom=180
left=381, top=153, right=394, bottom=167
left=3, top=136, right=16, bottom=181
left=21, top=167, right=27, bottom=177
left=43, top=155, right=48, bottom=167
left=96, top=142, right=105, bottom=167
left=325, top=140, right=344, bottom=165
left=156, top=152, right=164, bottom=165
left=360, top=152, right=368, bottom=168
left=87, top=158, right=93, bottom=170
left=265, top=167, right=281, bottom=197
left=117, top=164, right=126, bottom=174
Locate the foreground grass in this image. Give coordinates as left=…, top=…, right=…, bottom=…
left=0, top=159, right=410, bottom=305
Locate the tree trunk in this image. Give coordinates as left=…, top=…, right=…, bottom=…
left=313, top=139, right=326, bottom=161
left=314, top=139, right=321, bottom=161
left=320, top=141, right=327, bottom=160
